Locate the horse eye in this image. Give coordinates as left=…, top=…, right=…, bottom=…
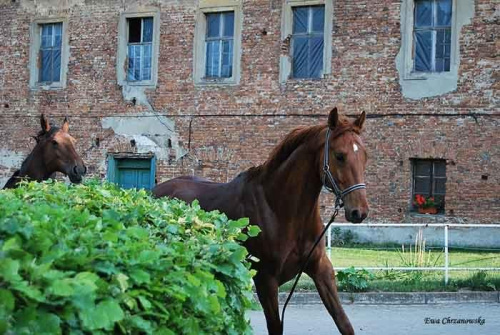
left=52, top=140, right=58, bottom=146
left=335, top=153, right=345, bottom=162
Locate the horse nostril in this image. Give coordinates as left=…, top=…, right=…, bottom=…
left=351, top=209, right=362, bottom=221
left=83, top=165, right=87, bottom=175
left=73, top=165, right=78, bottom=175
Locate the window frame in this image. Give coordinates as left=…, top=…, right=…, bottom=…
left=117, top=10, right=160, bottom=88
left=29, top=18, right=69, bottom=90
left=401, top=0, right=458, bottom=80
left=280, top=0, right=333, bottom=83
left=411, top=159, right=447, bottom=213
left=193, top=1, right=242, bottom=86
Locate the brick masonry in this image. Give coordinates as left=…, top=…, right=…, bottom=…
left=0, top=0, right=498, bottom=223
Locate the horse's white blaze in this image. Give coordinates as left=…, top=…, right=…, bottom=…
left=353, top=143, right=359, bottom=153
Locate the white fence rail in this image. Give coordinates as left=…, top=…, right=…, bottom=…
left=324, top=223, right=500, bottom=284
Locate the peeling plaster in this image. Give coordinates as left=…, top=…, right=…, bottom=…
left=0, top=149, right=25, bottom=169
left=101, top=113, right=186, bottom=161
left=0, top=149, right=26, bottom=189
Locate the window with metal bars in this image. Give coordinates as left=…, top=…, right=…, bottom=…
left=291, top=5, right=325, bottom=79
left=127, top=17, right=153, bottom=82
left=205, top=12, right=234, bottom=78
left=412, top=159, right=447, bottom=212
left=413, top=0, right=452, bottom=72
left=39, top=23, right=62, bottom=83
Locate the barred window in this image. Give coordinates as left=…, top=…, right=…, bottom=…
left=412, top=159, right=446, bottom=212
left=413, top=0, right=452, bottom=72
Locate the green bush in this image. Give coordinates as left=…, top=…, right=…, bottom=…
left=337, top=267, right=374, bottom=292
left=0, top=180, right=260, bottom=334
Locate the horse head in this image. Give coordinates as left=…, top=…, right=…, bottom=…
left=322, top=107, right=369, bottom=223
left=35, top=114, right=87, bottom=183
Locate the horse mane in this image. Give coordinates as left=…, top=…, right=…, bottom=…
left=246, top=116, right=361, bottom=180
left=18, top=126, right=60, bottom=173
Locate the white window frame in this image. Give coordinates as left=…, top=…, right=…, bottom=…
left=117, top=10, right=160, bottom=87
left=280, top=0, right=333, bottom=83
left=29, top=18, right=69, bottom=90
left=401, top=0, right=458, bottom=80
left=193, top=0, right=242, bottom=86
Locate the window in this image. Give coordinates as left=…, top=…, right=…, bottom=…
left=117, top=11, right=160, bottom=87
left=291, top=6, right=324, bottom=79
left=412, top=159, right=446, bottom=212
left=107, top=155, right=156, bottom=190
left=193, top=2, right=242, bottom=86
left=39, top=23, right=63, bottom=83
left=280, top=0, right=333, bottom=83
left=205, top=12, right=234, bottom=78
left=397, top=0, right=474, bottom=99
left=413, top=0, right=452, bottom=72
left=127, top=17, right=153, bottom=81
left=29, top=19, right=69, bottom=89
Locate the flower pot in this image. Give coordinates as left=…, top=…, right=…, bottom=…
left=418, top=207, right=438, bottom=214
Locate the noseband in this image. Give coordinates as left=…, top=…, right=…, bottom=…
left=322, top=128, right=366, bottom=209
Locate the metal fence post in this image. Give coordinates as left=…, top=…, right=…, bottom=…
left=328, top=225, right=332, bottom=250
left=444, top=225, right=449, bottom=285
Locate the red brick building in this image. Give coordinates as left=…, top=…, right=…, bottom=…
left=0, top=0, right=498, bottom=223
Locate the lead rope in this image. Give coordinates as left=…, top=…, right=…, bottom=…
left=280, top=203, right=340, bottom=332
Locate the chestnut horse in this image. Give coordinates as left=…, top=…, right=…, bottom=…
left=153, top=108, right=368, bottom=335
left=2, top=114, right=87, bottom=189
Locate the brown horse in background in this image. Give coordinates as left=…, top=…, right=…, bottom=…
left=2, top=114, right=87, bottom=189
left=153, top=108, right=368, bottom=335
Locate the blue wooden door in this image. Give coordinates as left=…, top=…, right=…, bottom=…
left=118, top=168, right=152, bottom=189
left=107, top=156, right=156, bottom=190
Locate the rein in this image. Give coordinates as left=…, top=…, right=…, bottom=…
left=280, top=128, right=366, bottom=332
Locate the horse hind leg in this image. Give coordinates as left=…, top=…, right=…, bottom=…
left=306, top=254, right=355, bottom=335
left=254, top=272, right=282, bottom=335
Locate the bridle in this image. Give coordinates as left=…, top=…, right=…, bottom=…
left=281, top=127, right=367, bottom=331
left=322, top=127, right=366, bottom=210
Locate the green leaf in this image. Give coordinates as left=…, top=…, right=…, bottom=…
left=129, top=269, right=151, bottom=285
left=12, top=281, right=44, bottom=302
left=127, top=226, right=149, bottom=240
left=80, top=300, right=124, bottom=330
left=115, top=273, right=129, bottom=293
left=247, top=225, right=261, bottom=237
left=138, top=296, right=152, bottom=310
left=0, top=289, right=15, bottom=312
left=50, top=279, right=74, bottom=297
left=129, top=315, right=153, bottom=333
left=99, top=300, right=124, bottom=324
left=0, top=258, right=21, bottom=282
left=228, top=217, right=249, bottom=229
left=37, top=312, right=62, bottom=334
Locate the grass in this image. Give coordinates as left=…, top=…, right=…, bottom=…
left=278, top=245, right=500, bottom=293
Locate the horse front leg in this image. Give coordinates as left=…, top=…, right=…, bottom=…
left=254, top=272, right=282, bottom=335
left=306, top=254, right=355, bottom=335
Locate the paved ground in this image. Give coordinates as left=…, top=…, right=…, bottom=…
left=249, top=303, right=500, bottom=335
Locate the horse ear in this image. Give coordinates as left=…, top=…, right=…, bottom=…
left=62, top=116, right=69, bottom=133
left=40, top=114, right=51, bottom=133
left=354, top=111, right=366, bottom=130
left=328, top=107, right=339, bottom=129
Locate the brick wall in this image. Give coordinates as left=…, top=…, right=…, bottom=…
left=0, top=0, right=498, bottom=223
